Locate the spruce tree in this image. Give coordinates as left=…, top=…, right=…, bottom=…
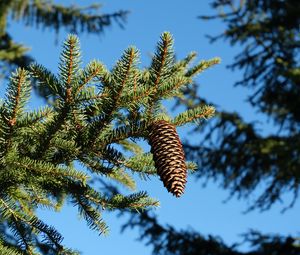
left=0, top=32, right=219, bottom=254
left=0, top=0, right=128, bottom=84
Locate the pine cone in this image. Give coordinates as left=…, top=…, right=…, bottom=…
left=148, top=120, right=187, bottom=197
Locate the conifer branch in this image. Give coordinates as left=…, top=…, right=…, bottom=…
left=5, top=68, right=31, bottom=127
left=77, top=93, right=108, bottom=103
left=8, top=157, right=89, bottom=187
left=33, top=103, right=71, bottom=160
left=75, top=60, right=106, bottom=95
left=86, top=48, right=139, bottom=147
left=185, top=57, right=221, bottom=77
left=107, top=192, right=160, bottom=210
left=150, top=33, right=175, bottom=92
left=30, top=64, right=64, bottom=98
left=86, top=191, right=159, bottom=211
left=174, top=51, right=197, bottom=71
left=0, top=33, right=219, bottom=251
left=8, top=74, right=21, bottom=127
left=79, top=155, right=115, bottom=175
left=59, top=35, right=81, bottom=102
left=108, top=168, right=136, bottom=190
left=67, top=46, right=74, bottom=87
left=0, top=196, right=63, bottom=253
left=10, top=1, right=129, bottom=35
left=124, top=153, right=197, bottom=175
left=73, top=192, right=109, bottom=235
left=101, top=47, right=138, bottom=122
left=156, top=76, right=191, bottom=99
left=78, top=155, right=136, bottom=190
left=173, top=105, right=216, bottom=126
left=100, top=122, right=148, bottom=144
left=119, top=140, right=144, bottom=154
left=119, top=84, right=152, bottom=110
left=146, top=32, right=174, bottom=117
left=0, top=241, right=21, bottom=255
left=0, top=68, right=31, bottom=159
left=17, top=106, right=53, bottom=128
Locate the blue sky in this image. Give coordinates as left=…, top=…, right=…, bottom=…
left=4, top=0, right=300, bottom=254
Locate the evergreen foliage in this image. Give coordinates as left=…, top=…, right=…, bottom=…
left=125, top=1, right=300, bottom=254
left=0, top=0, right=128, bottom=83
left=174, top=0, right=300, bottom=211
left=0, top=32, right=219, bottom=254
left=124, top=211, right=300, bottom=255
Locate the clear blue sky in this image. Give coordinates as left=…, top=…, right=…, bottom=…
left=5, top=1, right=300, bottom=254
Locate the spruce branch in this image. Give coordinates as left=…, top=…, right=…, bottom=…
left=105, top=192, right=159, bottom=211
left=100, top=121, right=148, bottom=144
left=79, top=155, right=136, bottom=190
left=172, top=105, right=216, bottom=126
left=72, top=192, right=109, bottom=235
left=10, top=1, right=129, bottom=35
left=17, top=106, right=53, bottom=128
left=0, top=196, right=63, bottom=254
left=0, top=32, right=219, bottom=251
left=5, top=156, right=89, bottom=190
left=32, top=103, right=71, bottom=160
left=118, top=139, right=144, bottom=155
left=124, top=153, right=198, bottom=176
left=30, top=63, right=64, bottom=99
left=150, top=32, right=174, bottom=90
left=173, top=51, right=197, bottom=71
left=4, top=68, right=31, bottom=127
left=75, top=60, right=106, bottom=96
left=0, top=68, right=31, bottom=159
left=99, top=47, right=139, bottom=126
left=0, top=36, right=29, bottom=61
left=58, top=35, right=81, bottom=102
left=0, top=241, right=22, bottom=255
left=185, top=57, right=221, bottom=77
left=146, top=32, right=175, bottom=117
left=0, top=0, right=129, bottom=91
left=155, top=76, right=191, bottom=99
left=107, top=168, right=136, bottom=191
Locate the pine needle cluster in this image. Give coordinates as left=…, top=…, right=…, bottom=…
left=0, top=32, right=219, bottom=254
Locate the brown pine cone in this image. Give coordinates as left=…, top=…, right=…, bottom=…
left=148, top=120, right=187, bottom=197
